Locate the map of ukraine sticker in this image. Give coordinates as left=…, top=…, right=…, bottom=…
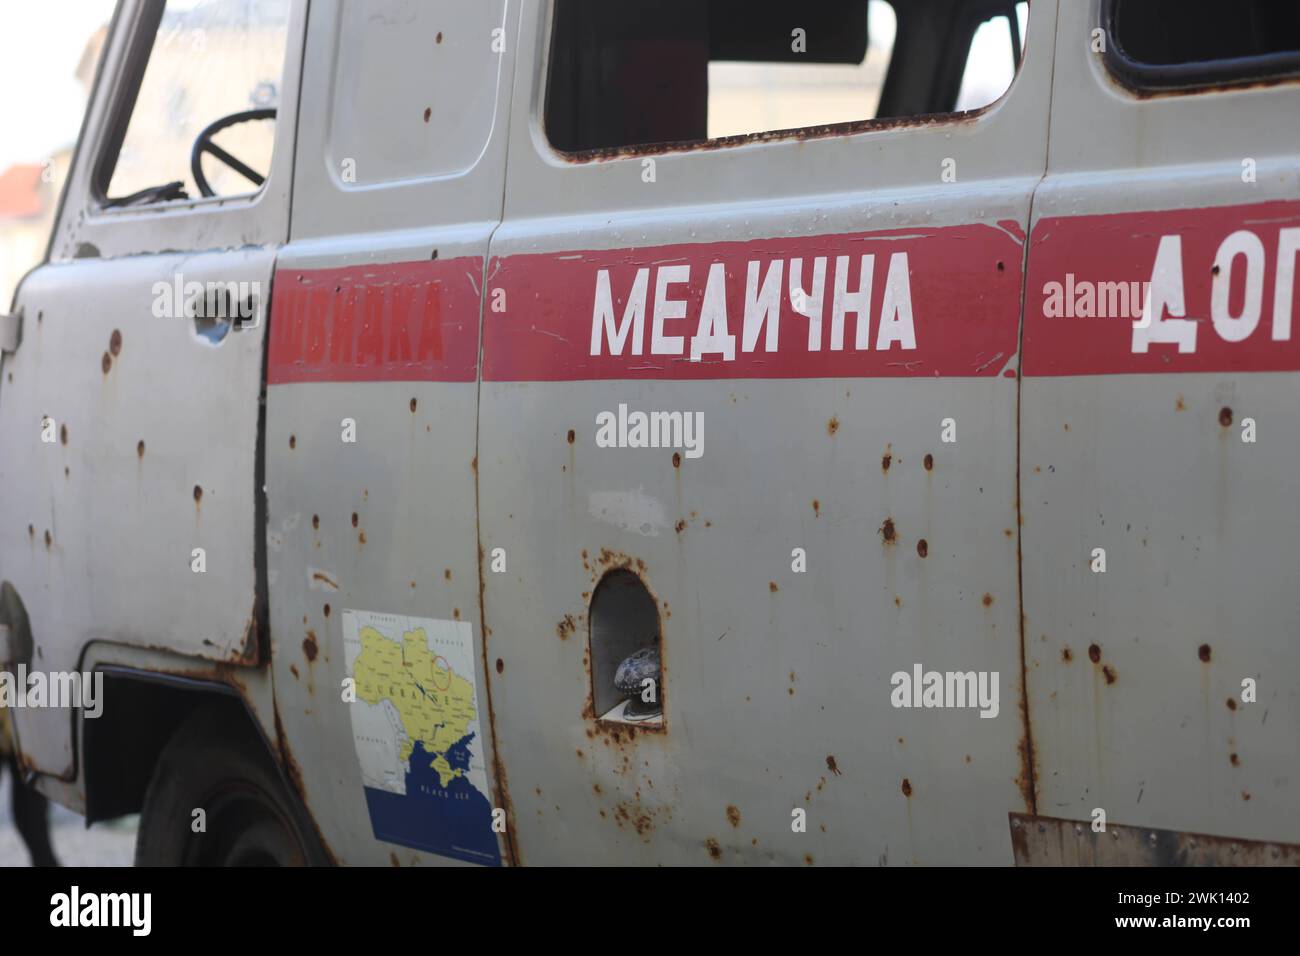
left=342, top=610, right=501, bottom=866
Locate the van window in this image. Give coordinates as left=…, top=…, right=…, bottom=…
left=545, top=0, right=1029, bottom=154
left=1104, top=0, right=1300, bottom=89
left=101, top=0, right=290, bottom=205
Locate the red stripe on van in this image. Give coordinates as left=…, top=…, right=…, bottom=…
left=482, top=224, right=1022, bottom=382
left=1023, top=199, right=1300, bottom=376
left=267, top=259, right=481, bottom=384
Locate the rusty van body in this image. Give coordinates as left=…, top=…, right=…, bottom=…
left=0, top=0, right=1298, bottom=866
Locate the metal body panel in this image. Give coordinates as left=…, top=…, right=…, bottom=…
left=1019, top=3, right=1300, bottom=845
left=0, top=250, right=272, bottom=778
left=262, top=0, right=517, bottom=865
left=472, top=1, right=1059, bottom=864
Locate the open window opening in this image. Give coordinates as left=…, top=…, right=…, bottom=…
left=97, top=0, right=290, bottom=207
left=545, top=0, right=1029, bottom=155
left=588, top=570, right=664, bottom=728
left=1103, top=0, right=1300, bottom=90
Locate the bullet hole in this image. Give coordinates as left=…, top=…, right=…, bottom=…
left=423, top=107, right=431, bottom=123
left=769, top=581, right=778, bottom=593
left=1102, top=665, right=1116, bottom=684
left=880, top=517, right=896, bottom=544
left=323, top=603, right=331, bottom=618
left=44, top=529, right=51, bottom=549
left=101, top=352, right=112, bottom=374
left=289, top=434, right=296, bottom=449
left=1198, top=643, right=1211, bottom=662
left=193, top=485, right=203, bottom=504
left=1062, top=647, right=1073, bottom=662
left=881, top=452, right=892, bottom=472
left=1212, top=263, right=1221, bottom=276
left=901, top=778, right=913, bottom=797
left=410, top=398, right=417, bottom=413
left=137, top=440, right=145, bottom=458
left=436, top=31, right=443, bottom=43
left=726, top=805, right=741, bottom=827
left=705, top=839, right=721, bottom=860
left=996, top=260, right=1005, bottom=272
left=982, top=593, right=993, bottom=607
left=430, top=249, right=438, bottom=261
left=109, top=329, right=122, bottom=356
left=566, top=429, right=575, bottom=444
left=495, top=658, right=504, bottom=674
left=916, top=539, right=928, bottom=558
left=312, top=514, right=319, bottom=530
left=827, top=416, right=839, bottom=436
left=59, top=423, right=67, bottom=445
left=302, top=632, right=318, bottom=662
left=1230, top=753, right=1240, bottom=767
left=923, top=453, right=934, bottom=471
left=672, top=452, right=681, bottom=468
left=1219, top=407, right=1233, bottom=427
left=351, top=512, right=359, bottom=527
left=1088, top=644, right=1101, bottom=663
left=826, top=755, right=842, bottom=776
left=1226, top=697, right=1237, bottom=711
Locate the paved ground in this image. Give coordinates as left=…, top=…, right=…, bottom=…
left=0, top=773, right=136, bottom=867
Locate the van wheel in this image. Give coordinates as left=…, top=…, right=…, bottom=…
left=135, top=704, right=325, bottom=866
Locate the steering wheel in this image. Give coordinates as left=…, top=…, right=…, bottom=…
left=190, top=108, right=276, bottom=198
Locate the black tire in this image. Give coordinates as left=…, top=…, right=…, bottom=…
left=135, top=703, right=327, bottom=866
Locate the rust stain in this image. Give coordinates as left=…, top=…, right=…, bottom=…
left=556, top=614, right=576, bottom=640
left=59, top=423, right=67, bottom=446
left=879, top=517, right=897, bottom=544
left=560, top=107, right=986, bottom=164
left=566, top=428, right=575, bottom=444
left=812, top=499, right=820, bottom=516
left=705, top=838, right=721, bottom=861
left=1219, top=407, right=1233, bottom=428
left=1230, top=753, right=1240, bottom=767
left=881, top=447, right=892, bottom=472
left=916, top=538, right=928, bottom=558
left=1061, top=646, right=1073, bottom=662
left=1088, top=643, right=1101, bottom=663
left=289, top=434, right=296, bottom=450
left=137, top=440, right=145, bottom=458
left=672, top=451, right=681, bottom=468
left=311, top=514, right=319, bottom=530
left=43, top=529, right=51, bottom=550
left=827, top=416, right=839, bottom=436
left=323, top=603, right=331, bottom=618
left=768, top=581, right=779, bottom=593
left=109, top=329, right=122, bottom=356
left=826, top=755, right=842, bottom=776
left=1227, top=698, right=1238, bottom=711
left=1198, top=643, right=1212, bottom=663
left=289, top=663, right=300, bottom=680
left=982, top=593, right=993, bottom=607
left=311, top=569, right=338, bottom=590
left=409, top=397, right=417, bottom=413
left=901, top=778, right=913, bottom=797
left=726, top=805, right=741, bottom=828
left=423, top=107, right=431, bottom=123
left=495, top=658, right=504, bottom=674
left=1176, top=395, right=1186, bottom=411
left=101, top=352, right=112, bottom=374
left=1102, top=665, right=1117, bottom=685
left=193, top=485, right=203, bottom=505
left=923, top=453, right=934, bottom=471
left=351, top=512, right=359, bottom=527
left=302, top=631, right=318, bottom=663
left=271, top=708, right=338, bottom=865
left=390, top=853, right=400, bottom=867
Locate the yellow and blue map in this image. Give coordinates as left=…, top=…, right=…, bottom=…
left=342, top=610, right=501, bottom=866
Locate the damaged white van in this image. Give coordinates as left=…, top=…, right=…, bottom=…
left=2, top=0, right=1298, bottom=866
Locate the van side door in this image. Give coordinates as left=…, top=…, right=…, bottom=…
left=1018, top=0, right=1300, bottom=857
left=479, top=0, right=1057, bottom=864
left=0, top=0, right=306, bottom=780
